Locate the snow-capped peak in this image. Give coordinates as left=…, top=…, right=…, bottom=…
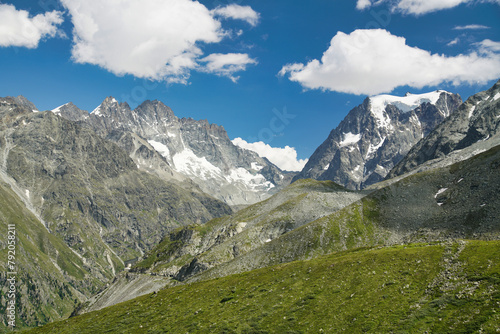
left=91, top=97, right=118, bottom=117
left=91, top=105, right=103, bottom=116
left=51, top=103, right=70, bottom=115
left=368, top=90, right=449, bottom=128
left=370, top=90, right=448, bottom=115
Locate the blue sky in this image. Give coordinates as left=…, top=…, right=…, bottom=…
left=0, top=0, right=499, bottom=170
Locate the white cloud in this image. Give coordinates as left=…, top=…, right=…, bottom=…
left=61, top=0, right=259, bottom=83
left=477, top=39, right=500, bottom=52
left=279, top=29, right=500, bottom=95
left=200, top=53, right=257, bottom=82
left=454, top=24, right=491, bottom=30
left=232, top=138, right=308, bottom=172
left=0, top=4, right=64, bottom=48
left=447, top=37, right=460, bottom=46
left=356, top=0, right=499, bottom=15
left=356, top=0, right=373, bottom=10
left=211, top=4, right=260, bottom=27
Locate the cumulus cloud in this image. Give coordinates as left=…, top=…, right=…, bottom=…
left=232, top=138, right=308, bottom=172
left=0, top=4, right=64, bottom=48
left=356, top=0, right=499, bottom=15
left=454, top=24, right=490, bottom=30
left=279, top=29, right=500, bottom=95
left=211, top=4, right=260, bottom=27
left=60, top=0, right=259, bottom=83
left=200, top=53, right=257, bottom=82
left=477, top=39, right=500, bottom=52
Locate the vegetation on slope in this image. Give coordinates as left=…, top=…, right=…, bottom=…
left=193, top=144, right=500, bottom=282
left=24, top=240, right=500, bottom=333
left=0, top=182, right=100, bottom=332
left=131, top=179, right=365, bottom=280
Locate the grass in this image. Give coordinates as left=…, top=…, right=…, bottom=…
left=0, top=182, right=100, bottom=332
left=23, top=240, right=500, bottom=334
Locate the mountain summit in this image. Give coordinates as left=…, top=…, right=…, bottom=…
left=293, top=90, right=462, bottom=189
left=388, top=79, right=500, bottom=178
left=53, top=98, right=293, bottom=206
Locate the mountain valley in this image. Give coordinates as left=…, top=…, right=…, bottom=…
left=1, top=79, right=500, bottom=333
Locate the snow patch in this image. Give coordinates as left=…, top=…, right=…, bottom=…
left=339, top=132, right=361, bottom=147
left=369, top=91, right=445, bottom=128
left=468, top=105, right=476, bottom=119
left=251, top=162, right=263, bottom=171
left=323, top=163, right=330, bottom=171
left=493, top=92, right=500, bottom=101
left=226, top=168, right=275, bottom=191
left=434, top=188, right=448, bottom=198
left=51, top=103, right=69, bottom=115
left=148, top=140, right=171, bottom=160
left=173, top=148, right=222, bottom=181
left=365, top=137, right=386, bottom=159
left=370, top=91, right=444, bottom=113
left=91, top=106, right=103, bottom=117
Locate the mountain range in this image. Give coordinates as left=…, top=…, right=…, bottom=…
left=1, top=79, right=499, bottom=333
left=52, top=98, right=293, bottom=207
left=0, top=97, right=230, bottom=329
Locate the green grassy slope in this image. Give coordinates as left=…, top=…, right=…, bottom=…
left=193, top=144, right=500, bottom=282
left=0, top=181, right=100, bottom=332
left=24, top=240, right=500, bottom=333
left=132, top=179, right=365, bottom=280
left=0, top=98, right=232, bottom=330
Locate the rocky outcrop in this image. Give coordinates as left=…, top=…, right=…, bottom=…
left=129, top=179, right=366, bottom=282
left=51, top=102, right=89, bottom=122
left=53, top=97, right=292, bottom=206
left=0, top=96, right=231, bottom=329
left=388, top=79, right=500, bottom=178
left=293, top=91, right=462, bottom=189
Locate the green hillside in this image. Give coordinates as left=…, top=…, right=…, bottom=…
left=132, top=179, right=365, bottom=280
left=0, top=181, right=98, bottom=332
left=24, top=240, right=500, bottom=333
left=192, top=144, right=500, bottom=283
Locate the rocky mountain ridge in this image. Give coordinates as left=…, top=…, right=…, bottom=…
left=388, top=79, right=500, bottom=178
left=0, top=96, right=231, bottom=329
left=53, top=98, right=294, bottom=206
left=293, top=90, right=462, bottom=189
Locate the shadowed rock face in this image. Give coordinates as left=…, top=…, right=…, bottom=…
left=54, top=97, right=294, bottom=206
left=0, top=96, right=232, bottom=328
left=293, top=91, right=462, bottom=190
left=388, top=79, right=500, bottom=178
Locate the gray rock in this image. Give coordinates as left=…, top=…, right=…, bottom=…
left=293, top=91, right=462, bottom=189
left=57, top=97, right=293, bottom=206
left=389, top=79, right=500, bottom=178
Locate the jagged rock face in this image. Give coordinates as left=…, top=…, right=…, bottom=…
left=389, top=79, right=500, bottom=178
left=51, top=102, right=89, bottom=122
left=293, top=91, right=462, bottom=190
left=0, top=98, right=231, bottom=284
left=0, top=97, right=232, bottom=328
left=69, top=97, right=292, bottom=206
left=7, top=95, right=39, bottom=112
